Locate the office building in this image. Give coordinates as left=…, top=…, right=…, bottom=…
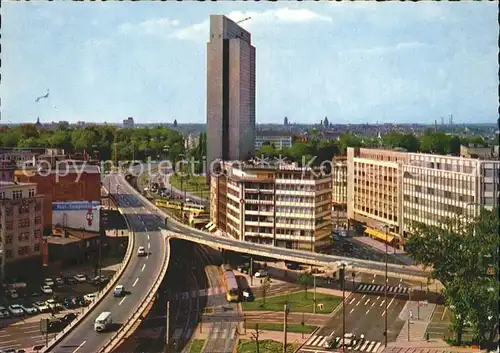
left=332, top=156, right=347, bottom=226
left=347, top=147, right=500, bottom=249
left=0, top=150, right=37, bottom=167
left=255, top=131, right=293, bottom=151
left=123, top=117, right=135, bottom=129
left=210, top=160, right=331, bottom=251
left=0, top=181, right=44, bottom=280
left=206, top=15, right=256, bottom=173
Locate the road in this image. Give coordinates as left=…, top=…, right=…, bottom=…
left=298, top=274, right=408, bottom=353
left=50, top=173, right=168, bottom=353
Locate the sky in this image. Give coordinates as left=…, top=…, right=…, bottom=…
left=1, top=2, right=498, bottom=125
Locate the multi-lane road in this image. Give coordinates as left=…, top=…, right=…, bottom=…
left=50, top=173, right=168, bottom=353
left=299, top=274, right=409, bottom=353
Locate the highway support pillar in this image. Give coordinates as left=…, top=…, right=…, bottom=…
left=283, top=304, right=289, bottom=353
left=313, top=275, right=317, bottom=314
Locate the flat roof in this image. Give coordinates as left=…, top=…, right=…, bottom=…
left=0, top=181, right=37, bottom=188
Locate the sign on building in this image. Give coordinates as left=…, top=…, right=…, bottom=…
left=52, top=201, right=101, bottom=232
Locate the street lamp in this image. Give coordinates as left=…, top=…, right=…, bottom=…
left=383, top=224, right=389, bottom=348
left=339, top=261, right=347, bottom=351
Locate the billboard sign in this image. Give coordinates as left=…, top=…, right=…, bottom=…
left=52, top=201, right=101, bottom=232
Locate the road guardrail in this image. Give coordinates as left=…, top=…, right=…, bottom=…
left=98, top=232, right=171, bottom=353
left=41, top=190, right=135, bottom=353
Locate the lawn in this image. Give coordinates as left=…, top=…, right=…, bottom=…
left=245, top=322, right=317, bottom=334
left=242, top=291, right=342, bottom=314
left=188, top=339, right=205, bottom=353
left=238, top=339, right=299, bottom=353
left=170, top=174, right=209, bottom=198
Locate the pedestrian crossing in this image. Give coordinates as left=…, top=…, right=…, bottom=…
left=356, top=283, right=409, bottom=295
left=305, top=334, right=382, bottom=352
left=174, top=286, right=225, bottom=300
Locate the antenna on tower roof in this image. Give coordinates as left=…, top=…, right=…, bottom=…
left=237, top=17, right=251, bottom=24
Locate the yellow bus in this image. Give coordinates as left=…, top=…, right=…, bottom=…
left=221, top=264, right=239, bottom=302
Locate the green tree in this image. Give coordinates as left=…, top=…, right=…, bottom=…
left=405, top=209, right=499, bottom=346
left=338, top=132, right=362, bottom=154
left=296, top=273, right=314, bottom=299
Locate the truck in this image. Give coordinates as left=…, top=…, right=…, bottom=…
left=94, top=311, right=112, bottom=332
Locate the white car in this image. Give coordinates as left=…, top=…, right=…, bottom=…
left=55, top=277, right=65, bottom=286
left=8, top=304, right=24, bottom=316
left=20, top=303, right=38, bottom=315
left=6, top=289, right=18, bottom=299
left=44, top=278, right=55, bottom=286
left=74, top=274, right=87, bottom=283
left=255, top=269, right=268, bottom=278
left=84, top=293, right=98, bottom=303
left=33, top=301, right=49, bottom=312
left=40, top=285, right=53, bottom=294
left=0, top=306, right=11, bottom=318
left=137, top=246, right=147, bottom=257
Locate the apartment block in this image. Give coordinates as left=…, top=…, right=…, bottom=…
left=211, top=161, right=332, bottom=251
left=347, top=147, right=500, bottom=248
left=255, top=132, right=293, bottom=151
left=332, top=156, right=348, bottom=226
left=0, top=181, right=44, bottom=280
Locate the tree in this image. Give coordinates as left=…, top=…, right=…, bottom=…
left=405, top=209, right=499, bottom=346
left=296, top=273, right=314, bottom=299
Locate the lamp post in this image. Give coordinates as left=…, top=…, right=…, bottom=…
left=383, top=224, right=389, bottom=348
left=340, top=262, right=347, bottom=351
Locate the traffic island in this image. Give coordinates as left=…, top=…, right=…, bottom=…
left=237, top=339, right=300, bottom=353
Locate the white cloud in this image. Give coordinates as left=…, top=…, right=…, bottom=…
left=119, top=18, right=180, bottom=36
left=170, top=8, right=332, bottom=41
left=340, top=42, right=433, bottom=56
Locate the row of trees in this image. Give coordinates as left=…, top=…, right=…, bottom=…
left=405, top=209, right=499, bottom=347
left=0, top=124, right=185, bottom=162
left=256, top=130, right=489, bottom=164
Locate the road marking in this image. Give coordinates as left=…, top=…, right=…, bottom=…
left=148, top=234, right=150, bottom=240
left=356, top=301, right=360, bottom=306
left=349, top=308, right=354, bottom=314
left=400, top=278, right=403, bottom=283
left=388, top=297, right=395, bottom=308
left=349, top=298, right=356, bottom=304
left=376, top=296, right=380, bottom=300
left=382, top=310, right=386, bottom=316
left=141, top=263, right=146, bottom=272
left=72, top=341, right=86, bottom=353
left=364, top=299, right=370, bottom=305
left=361, top=294, right=366, bottom=299
left=145, top=227, right=148, bottom=231
left=371, top=302, right=375, bottom=307
left=372, top=278, right=375, bottom=283
left=148, top=242, right=151, bottom=249
left=380, top=300, right=385, bottom=307
left=119, top=297, right=127, bottom=305
left=366, top=309, right=370, bottom=314
left=133, top=278, right=139, bottom=287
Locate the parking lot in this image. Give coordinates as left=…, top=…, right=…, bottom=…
left=0, top=268, right=118, bottom=352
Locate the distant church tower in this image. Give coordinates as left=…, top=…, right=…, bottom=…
left=284, top=116, right=288, bottom=126
left=35, top=117, right=43, bottom=130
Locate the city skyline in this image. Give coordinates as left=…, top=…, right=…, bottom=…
left=2, top=2, right=497, bottom=125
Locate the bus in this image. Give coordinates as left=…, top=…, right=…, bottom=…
left=221, top=264, right=239, bottom=302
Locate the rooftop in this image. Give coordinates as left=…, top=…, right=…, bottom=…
left=0, top=181, right=37, bottom=188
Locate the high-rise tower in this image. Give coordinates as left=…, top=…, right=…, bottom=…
left=206, top=15, right=256, bottom=174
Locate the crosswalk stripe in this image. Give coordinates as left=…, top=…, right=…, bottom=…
left=368, top=284, right=374, bottom=291
left=371, top=342, right=381, bottom=352
left=366, top=341, right=375, bottom=352
left=361, top=341, right=370, bottom=350
left=352, top=341, right=362, bottom=350
left=311, top=335, right=323, bottom=346
left=318, top=337, right=328, bottom=347
left=305, top=334, right=318, bottom=346
left=359, top=284, right=366, bottom=290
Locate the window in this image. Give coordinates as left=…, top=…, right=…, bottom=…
left=18, top=219, right=30, bottom=228
left=6, top=221, right=13, bottom=230
left=35, top=217, right=41, bottom=225
left=18, top=232, right=29, bottom=241
left=34, top=244, right=41, bottom=252
left=28, top=189, right=35, bottom=197
left=18, top=246, right=29, bottom=256
left=5, top=250, right=12, bottom=259
left=34, top=230, right=41, bottom=238
left=5, top=235, right=13, bottom=244
left=12, top=190, right=23, bottom=200
left=18, top=204, right=29, bottom=214
left=5, top=208, right=13, bottom=217
left=484, top=197, right=495, bottom=206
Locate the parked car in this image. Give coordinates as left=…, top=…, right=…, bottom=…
left=113, top=285, right=125, bottom=297
left=32, top=301, right=49, bottom=312
left=45, top=299, right=61, bottom=311
left=0, top=305, right=11, bottom=318
left=5, top=289, right=19, bottom=299
left=55, top=277, right=65, bottom=286
left=137, top=246, right=146, bottom=257
left=44, top=278, right=55, bottom=287
left=61, top=312, right=77, bottom=324
left=74, top=274, right=87, bottom=283
left=83, top=293, right=98, bottom=304
left=8, top=304, right=24, bottom=316
left=40, top=285, right=53, bottom=294
left=91, top=275, right=109, bottom=285
left=47, top=318, right=63, bottom=333
left=20, top=303, right=38, bottom=315
left=31, top=291, right=41, bottom=298
left=63, top=276, right=77, bottom=285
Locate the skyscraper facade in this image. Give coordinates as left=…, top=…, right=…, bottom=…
left=206, top=15, right=256, bottom=174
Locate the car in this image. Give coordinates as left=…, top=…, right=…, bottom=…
left=91, top=275, right=109, bottom=285
left=5, top=289, right=19, bottom=299
left=74, top=274, right=87, bottom=283
left=84, top=293, right=98, bottom=304
left=285, top=261, right=301, bottom=270
left=113, top=285, right=125, bottom=297
left=137, top=246, right=146, bottom=256
left=44, top=278, right=55, bottom=286
left=19, top=303, right=38, bottom=315
left=8, top=304, right=24, bottom=316
left=0, top=305, right=11, bottom=318
left=40, top=285, right=53, bottom=294
left=241, top=288, right=254, bottom=301
left=61, top=312, right=77, bottom=324
left=3, top=349, right=17, bottom=353
left=63, top=276, right=77, bottom=285
left=254, top=269, right=268, bottom=278
left=55, top=277, right=65, bottom=286
left=32, top=301, right=49, bottom=312
left=45, top=299, right=61, bottom=311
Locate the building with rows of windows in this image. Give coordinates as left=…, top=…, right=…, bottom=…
left=210, top=160, right=332, bottom=251
left=0, top=181, right=44, bottom=280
